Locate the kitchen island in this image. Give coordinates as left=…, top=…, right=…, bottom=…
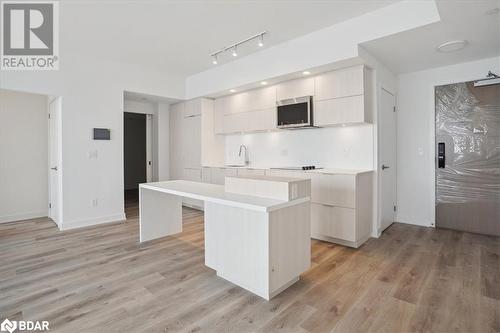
left=139, top=175, right=311, bottom=300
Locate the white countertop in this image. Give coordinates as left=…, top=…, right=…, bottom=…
left=202, top=165, right=373, bottom=175
left=226, top=174, right=309, bottom=182
left=140, top=180, right=310, bottom=212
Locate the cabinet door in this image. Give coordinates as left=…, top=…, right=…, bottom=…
left=182, top=114, right=201, bottom=169
left=211, top=168, right=238, bottom=185
left=315, top=66, right=364, bottom=101
left=276, top=77, right=314, bottom=101
left=218, top=86, right=276, bottom=115
left=314, top=95, right=365, bottom=126
left=214, top=105, right=225, bottom=134
left=310, top=174, right=356, bottom=208
left=311, top=203, right=356, bottom=241
left=184, top=99, right=201, bottom=117
left=183, top=168, right=202, bottom=181
left=223, top=108, right=276, bottom=133
left=237, top=168, right=266, bottom=177
left=202, top=167, right=212, bottom=183
left=169, top=102, right=185, bottom=180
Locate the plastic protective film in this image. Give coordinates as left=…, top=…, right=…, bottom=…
left=435, top=82, right=500, bottom=204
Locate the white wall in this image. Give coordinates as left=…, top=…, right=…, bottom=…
left=0, top=90, right=49, bottom=223
left=1, top=54, right=184, bottom=230
left=156, top=103, right=170, bottom=181
left=396, top=56, right=500, bottom=227
left=225, top=125, right=374, bottom=170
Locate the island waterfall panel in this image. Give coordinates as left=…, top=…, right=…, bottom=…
left=435, top=82, right=500, bottom=236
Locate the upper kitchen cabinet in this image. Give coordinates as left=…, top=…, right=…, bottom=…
left=214, top=86, right=276, bottom=134
left=314, top=65, right=373, bottom=126
left=315, top=65, right=364, bottom=100
left=216, top=86, right=276, bottom=115
left=276, top=77, right=315, bottom=101
left=184, top=99, right=202, bottom=118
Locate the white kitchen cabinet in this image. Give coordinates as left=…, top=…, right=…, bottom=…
left=309, top=173, right=356, bottom=208
left=216, top=86, right=276, bottom=116
left=169, top=102, right=185, bottom=180
left=314, top=65, right=364, bottom=100
left=314, top=95, right=366, bottom=126
left=223, top=108, right=275, bottom=133
left=184, top=99, right=201, bottom=118
left=237, top=168, right=266, bottom=177
left=311, top=203, right=356, bottom=242
left=201, top=98, right=225, bottom=166
left=202, top=167, right=212, bottom=183
left=276, top=77, right=315, bottom=101
left=313, top=66, right=373, bottom=127
left=182, top=114, right=201, bottom=169
left=169, top=99, right=203, bottom=210
left=267, top=169, right=372, bottom=248
left=211, top=167, right=238, bottom=185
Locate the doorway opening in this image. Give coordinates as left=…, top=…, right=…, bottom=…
left=124, top=112, right=152, bottom=218
left=0, top=89, right=61, bottom=227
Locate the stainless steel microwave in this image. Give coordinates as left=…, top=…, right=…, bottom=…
left=276, top=96, right=314, bottom=129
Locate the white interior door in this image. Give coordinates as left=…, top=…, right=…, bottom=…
left=49, top=97, right=62, bottom=226
left=379, top=89, right=397, bottom=232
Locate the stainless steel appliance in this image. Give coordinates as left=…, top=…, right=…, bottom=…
left=276, top=96, right=314, bottom=129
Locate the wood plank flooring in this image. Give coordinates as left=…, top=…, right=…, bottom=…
left=0, top=196, right=499, bottom=332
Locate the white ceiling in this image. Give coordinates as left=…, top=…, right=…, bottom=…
left=60, top=0, right=398, bottom=77
left=361, top=0, right=500, bottom=74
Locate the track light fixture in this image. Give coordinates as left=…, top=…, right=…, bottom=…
left=210, top=31, right=267, bottom=65
left=258, top=34, right=264, bottom=47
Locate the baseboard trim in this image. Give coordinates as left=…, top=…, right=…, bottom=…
left=0, top=211, right=48, bottom=224
left=60, top=213, right=126, bottom=231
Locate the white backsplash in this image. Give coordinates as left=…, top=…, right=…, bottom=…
left=225, top=124, right=374, bottom=169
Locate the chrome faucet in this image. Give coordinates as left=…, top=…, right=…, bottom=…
left=238, top=144, right=247, bottom=158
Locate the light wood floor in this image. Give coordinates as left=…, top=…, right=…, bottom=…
left=0, top=196, right=499, bottom=333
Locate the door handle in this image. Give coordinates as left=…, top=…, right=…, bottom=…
left=382, top=165, right=390, bottom=170
left=438, top=142, right=445, bottom=168
left=51, top=166, right=58, bottom=171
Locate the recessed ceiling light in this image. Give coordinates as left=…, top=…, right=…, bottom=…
left=261, top=81, right=268, bottom=85
left=437, top=40, right=468, bottom=53
left=302, top=71, right=311, bottom=75
left=229, top=89, right=236, bottom=93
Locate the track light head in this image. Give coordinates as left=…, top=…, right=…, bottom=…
left=232, top=47, right=238, bottom=57
left=212, top=54, right=218, bottom=65
left=258, top=34, right=264, bottom=47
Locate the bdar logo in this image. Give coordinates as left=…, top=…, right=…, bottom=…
left=0, top=319, right=17, bottom=333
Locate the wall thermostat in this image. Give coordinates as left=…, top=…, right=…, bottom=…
left=93, top=128, right=110, bottom=140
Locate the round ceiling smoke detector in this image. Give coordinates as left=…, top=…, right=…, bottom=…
left=437, top=40, right=468, bottom=53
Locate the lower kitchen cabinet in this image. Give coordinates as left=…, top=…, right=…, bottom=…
left=210, top=167, right=238, bottom=185
left=311, top=203, right=356, bottom=242
left=267, top=168, right=373, bottom=247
